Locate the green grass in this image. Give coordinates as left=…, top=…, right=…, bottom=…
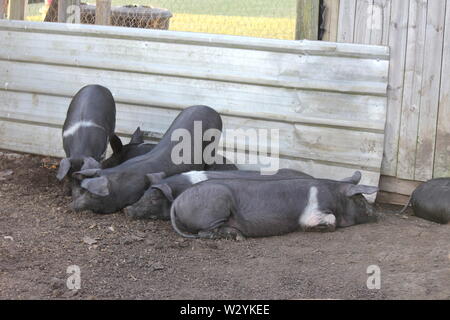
left=108, top=0, right=297, bottom=18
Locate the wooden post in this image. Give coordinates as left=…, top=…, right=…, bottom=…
left=0, top=0, right=8, bottom=19
left=295, top=0, right=320, bottom=40
left=9, top=0, right=26, bottom=20
left=322, top=0, right=340, bottom=42
left=58, top=0, right=80, bottom=23
left=96, top=0, right=111, bottom=25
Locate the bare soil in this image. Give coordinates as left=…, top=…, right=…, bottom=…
left=0, top=151, right=449, bottom=300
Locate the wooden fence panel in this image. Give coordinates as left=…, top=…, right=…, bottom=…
left=434, top=0, right=450, bottom=178
left=0, top=20, right=389, bottom=194
left=95, top=0, right=111, bottom=25
left=322, top=0, right=340, bottom=42
left=396, top=0, right=427, bottom=180
left=9, top=0, right=26, bottom=20
left=414, top=0, right=446, bottom=181
left=337, top=0, right=357, bottom=42
left=296, top=0, right=320, bottom=40
left=370, top=0, right=391, bottom=45
left=381, top=0, right=410, bottom=177
left=0, top=0, right=7, bottom=19
left=354, top=0, right=374, bottom=44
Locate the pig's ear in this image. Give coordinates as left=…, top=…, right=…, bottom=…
left=345, top=184, right=378, bottom=197
left=152, top=184, right=174, bottom=202
left=145, top=172, right=167, bottom=185
left=72, top=169, right=101, bottom=181
left=81, top=176, right=110, bottom=197
left=110, top=134, right=123, bottom=154
left=341, top=171, right=362, bottom=185
left=130, top=127, right=144, bottom=144
left=56, top=158, right=72, bottom=181
left=81, top=157, right=101, bottom=171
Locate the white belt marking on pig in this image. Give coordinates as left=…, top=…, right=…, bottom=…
left=299, top=186, right=336, bottom=228
left=182, top=171, right=208, bottom=184
left=63, top=121, right=105, bottom=138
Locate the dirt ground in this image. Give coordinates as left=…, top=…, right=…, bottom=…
left=0, top=151, right=449, bottom=300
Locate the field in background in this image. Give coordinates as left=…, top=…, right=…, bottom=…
left=24, top=0, right=297, bottom=39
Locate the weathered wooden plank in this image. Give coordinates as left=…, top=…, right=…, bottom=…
left=9, top=0, right=26, bottom=20
left=381, top=0, right=410, bottom=177
left=322, top=0, right=340, bottom=42
left=0, top=90, right=384, bottom=168
left=293, top=124, right=384, bottom=169
left=434, top=0, right=450, bottom=178
left=337, top=0, right=357, bottom=43
left=376, top=191, right=410, bottom=206
left=396, top=0, right=427, bottom=180
left=380, top=0, right=391, bottom=45
left=370, top=0, right=391, bottom=45
left=414, top=0, right=446, bottom=181
left=354, top=0, right=374, bottom=44
left=295, top=0, right=320, bottom=40
left=379, top=175, right=422, bottom=195
left=95, top=0, right=111, bottom=26
left=0, top=31, right=390, bottom=96
left=0, top=20, right=390, bottom=60
left=0, top=61, right=387, bottom=131
left=0, top=0, right=8, bottom=19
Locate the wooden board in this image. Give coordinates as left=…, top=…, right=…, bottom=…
left=434, top=0, right=450, bottom=178
left=396, top=0, right=427, bottom=180
left=370, top=0, right=391, bottom=45
left=0, top=20, right=389, bottom=194
left=414, top=0, right=447, bottom=181
left=338, top=0, right=357, bottom=43
left=296, top=0, right=320, bottom=40
left=354, top=0, right=374, bottom=44
left=381, top=0, right=410, bottom=177
left=322, top=0, right=340, bottom=42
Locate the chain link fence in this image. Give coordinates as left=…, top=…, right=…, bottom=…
left=20, top=0, right=298, bottom=40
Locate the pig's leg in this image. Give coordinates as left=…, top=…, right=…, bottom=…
left=300, top=211, right=336, bottom=232
left=172, top=184, right=235, bottom=239
left=215, top=226, right=246, bottom=241
left=299, top=187, right=336, bottom=232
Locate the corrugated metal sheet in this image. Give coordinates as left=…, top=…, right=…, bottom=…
left=0, top=20, right=389, bottom=190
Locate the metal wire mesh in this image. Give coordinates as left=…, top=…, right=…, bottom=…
left=23, top=0, right=297, bottom=40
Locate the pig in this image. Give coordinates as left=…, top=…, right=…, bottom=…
left=102, top=127, right=236, bottom=171
left=170, top=173, right=378, bottom=239
left=71, top=105, right=223, bottom=214
left=56, top=85, right=116, bottom=182
left=400, top=178, right=450, bottom=224
left=124, top=168, right=314, bottom=220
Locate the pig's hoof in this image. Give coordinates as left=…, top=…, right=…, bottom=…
left=304, top=224, right=336, bottom=233
left=218, top=227, right=246, bottom=241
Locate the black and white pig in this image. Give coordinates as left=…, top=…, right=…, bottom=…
left=57, top=85, right=116, bottom=182
left=170, top=175, right=378, bottom=239
left=71, top=105, right=223, bottom=214
left=401, top=178, right=450, bottom=224
left=124, top=168, right=314, bottom=220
